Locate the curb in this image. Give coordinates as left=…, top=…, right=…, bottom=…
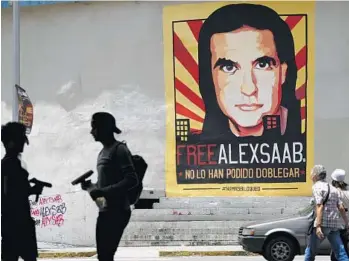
left=159, top=250, right=259, bottom=257
left=37, top=250, right=258, bottom=258
left=38, top=251, right=97, bottom=259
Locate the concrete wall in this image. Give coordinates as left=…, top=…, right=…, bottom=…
left=1, top=1, right=349, bottom=245
left=313, top=2, right=349, bottom=178
left=1, top=1, right=167, bottom=193
left=28, top=191, right=97, bottom=245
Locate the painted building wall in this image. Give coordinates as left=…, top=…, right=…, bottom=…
left=1, top=1, right=349, bottom=245
left=1, top=1, right=167, bottom=193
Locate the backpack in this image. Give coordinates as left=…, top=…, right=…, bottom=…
left=129, top=155, right=147, bottom=205
left=114, top=142, right=148, bottom=205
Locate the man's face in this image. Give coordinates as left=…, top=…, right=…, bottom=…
left=90, top=120, right=101, bottom=141
left=6, top=136, right=27, bottom=153
left=210, top=26, right=287, bottom=129
left=90, top=120, right=112, bottom=141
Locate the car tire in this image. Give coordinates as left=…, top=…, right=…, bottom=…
left=263, top=236, right=296, bottom=261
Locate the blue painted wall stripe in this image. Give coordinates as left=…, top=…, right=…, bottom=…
left=1, top=1, right=79, bottom=8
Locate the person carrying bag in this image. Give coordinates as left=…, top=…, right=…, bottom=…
left=308, top=183, right=330, bottom=235
left=304, top=165, right=349, bottom=261
left=331, top=169, right=349, bottom=261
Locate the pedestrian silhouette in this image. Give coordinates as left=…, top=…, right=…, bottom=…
left=1, top=122, right=43, bottom=261
left=81, top=112, right=139, bottom=261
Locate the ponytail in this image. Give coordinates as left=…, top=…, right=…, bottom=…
left=332, top=180, right=348, bottom=190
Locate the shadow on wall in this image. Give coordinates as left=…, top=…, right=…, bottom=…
left=1, top=87, right=166, bottom=194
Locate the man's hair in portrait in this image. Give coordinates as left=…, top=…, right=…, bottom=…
left=198, top=3, right=300, bottom=138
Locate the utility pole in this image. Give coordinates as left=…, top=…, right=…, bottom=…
left=12, top=0, right=20, bottom=121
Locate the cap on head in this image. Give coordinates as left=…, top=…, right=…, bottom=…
left=1, top=122, right=29, bottom=145
left=331, top=169, right=346, bottom=182
left=92, top=112, right=122, bottom=134
left=311, top=165, right=326, bottom=180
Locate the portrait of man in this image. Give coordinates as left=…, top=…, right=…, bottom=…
left=198, top=3, right=300, bottom=139
left=16, top=85, right=34, bottom=134
left=163, top=1, right=314, bottom=197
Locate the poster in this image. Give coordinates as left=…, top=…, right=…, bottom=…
left=164, top=1, right=315, bottom=197
left=16, top=84, right=34, bottom=134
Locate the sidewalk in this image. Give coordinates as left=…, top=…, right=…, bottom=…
left=38, top=243, right=254, bottom=258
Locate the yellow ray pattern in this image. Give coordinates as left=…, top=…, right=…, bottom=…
left=281, top=15, right=306, bottom=134
left=280, top=15, right=306, bottom=55
left=174, top=22, right=199, bottom=64
left=175, top=90, right=205, bottom=119
left=177, top=114, right=203, bottom=131
left=292, top=17, right=306, bottom=55
left=296, top=67, right=306, bottom=90
left=174, top=58, right=201, bottom=97
left=290, top=17, right=306, bottom=135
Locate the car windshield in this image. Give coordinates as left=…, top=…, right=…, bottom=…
left=298, top=203, right=314, bottom=216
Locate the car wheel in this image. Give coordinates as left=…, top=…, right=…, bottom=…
left=263, top=236, right=296, bottom=261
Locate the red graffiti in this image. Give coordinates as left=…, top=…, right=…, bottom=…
left=41, top=214, right=64, bottom=227
left=30, top=194, right=66, bottom=228
left=172, top=210, right=192, bottom=215
left=39, top=194, right=62, bottom=205
left=31, top=208, right=40, bottom=216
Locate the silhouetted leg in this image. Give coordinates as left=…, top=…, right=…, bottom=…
left=96, top=210, right=131, bottom=261
left=1, top=233, right=19, bottom=261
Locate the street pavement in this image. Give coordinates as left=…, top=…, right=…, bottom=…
left=37, top=243, right=332, bottom=260
left=37, top=256, right=332, bottom=261
left=37, top=243, right=334, bottom=260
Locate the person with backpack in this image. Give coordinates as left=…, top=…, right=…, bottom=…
left=82, top=112, right=141, bottom=261
left=331, top=169, right=349, bottom=261
left=304, top=165, right=349, bottom=261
